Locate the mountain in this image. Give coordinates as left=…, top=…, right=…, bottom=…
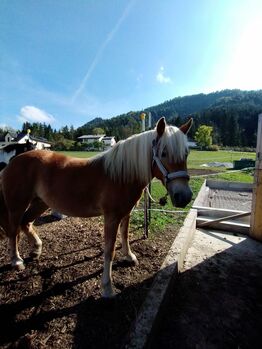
left=76, top=89, right=262, bottom=147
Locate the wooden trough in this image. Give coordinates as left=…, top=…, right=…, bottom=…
left=193, top=179, right=253, bottom=235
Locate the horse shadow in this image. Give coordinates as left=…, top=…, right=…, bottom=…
left=0, top=260, right=155, bottom=349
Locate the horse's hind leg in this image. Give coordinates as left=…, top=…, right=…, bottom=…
left=22, top=222, right=42, bottom=260
left=120, top=213, right=138, bottom=265
left=21, top=198, right=48, bottom=260
left=8, top=213, right=25, bottom=270
left=102, top=214, right=121, bottom=298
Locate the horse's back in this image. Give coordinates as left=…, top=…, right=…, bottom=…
left=1, top=150, right=106, bottom=216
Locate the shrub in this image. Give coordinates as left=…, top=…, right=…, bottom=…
left=206, top=144, right=219, bottom=151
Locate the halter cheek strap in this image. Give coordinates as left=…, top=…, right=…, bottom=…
left=152, top=139, right=190, bottom=185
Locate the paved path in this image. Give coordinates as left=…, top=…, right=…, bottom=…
left=150, top=229, right=262, bottom=349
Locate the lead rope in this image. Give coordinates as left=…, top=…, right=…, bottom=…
left=145, top=185, right=168, bottom=206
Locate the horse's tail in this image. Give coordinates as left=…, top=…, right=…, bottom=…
left=0, top=174, right=9, bottom=239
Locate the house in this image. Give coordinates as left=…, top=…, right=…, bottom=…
left=77, top=135, right=105, bottom=144
left=77, top=135, right=116, bottom=150
left=188, top=140, right=198, bottom=148
left=0, top=131, right=52, bottom=150
left=101, top=136, right=116, bottom=148
left=0, top=131, right=17, bottom=146
left=17, top=134, right=52, bottom=150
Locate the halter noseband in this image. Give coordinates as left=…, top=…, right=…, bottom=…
left=152, top=139, right=190, bottom=186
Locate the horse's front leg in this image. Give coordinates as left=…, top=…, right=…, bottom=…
left=102, top=214, right=121, bottom=298
left=120, top=213, right=138, bottom=265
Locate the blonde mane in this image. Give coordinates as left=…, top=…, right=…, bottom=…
left=98, top=125, right=188, bottom=184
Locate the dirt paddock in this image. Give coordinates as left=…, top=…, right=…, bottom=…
left=0, top=213, right=178, bottom=349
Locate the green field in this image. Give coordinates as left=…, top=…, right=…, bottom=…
left=58, top=149, right=255, bottom=182
left=57, top=151, right=99, bottom=158
left=58, top=149, right=255, bottom=164
left=188, top=149, right=255, bottom=169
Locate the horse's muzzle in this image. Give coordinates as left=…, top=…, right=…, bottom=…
left=171, top=188, right=193, bottom=208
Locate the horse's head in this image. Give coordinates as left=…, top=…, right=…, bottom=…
left=152, top=117, right=193, bottom=208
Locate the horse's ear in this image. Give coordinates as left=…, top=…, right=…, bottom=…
left=156, top=117, right=166, bottom=137
left=180, top=118, right=193, bottom=134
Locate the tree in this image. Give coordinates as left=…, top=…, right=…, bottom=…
left=92, top=127, right=105, bottom=135
left=195, top=125, right=213, bottom=149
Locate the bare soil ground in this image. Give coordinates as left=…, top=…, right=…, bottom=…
left=0, top=213, right=179, bottom=349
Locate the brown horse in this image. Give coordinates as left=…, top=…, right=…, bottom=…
left=0, top=117, right=192, bottom=297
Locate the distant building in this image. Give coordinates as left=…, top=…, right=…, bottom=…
left=0, top=131, right=17, bottom=144
left=0, top=132, right=52, bottom=150
left=77, top=135, right=116, bottom=150
left=77, top=135, right=105, bottom=144
left=102, top=136, right=116, bottom=148
left=188, top=139, right=198, bottom=149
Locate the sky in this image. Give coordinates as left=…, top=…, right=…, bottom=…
left=1, top=0, right=262, bottom=131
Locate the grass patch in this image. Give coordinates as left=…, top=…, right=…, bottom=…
left=56, top=151, right=99, bottom=158
left=131, top=177, right=204, bottom=235
left=209, top=169, right=254, bottom=183
left=188, top=149, right=255, bottom=169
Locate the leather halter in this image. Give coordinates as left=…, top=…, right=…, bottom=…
left=152, top=139, right=190, bottom=186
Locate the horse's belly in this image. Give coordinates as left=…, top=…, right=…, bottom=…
left=39, top=189, right=103, bottom=218
left=49, top=200, right=103, bottom=218
left=58, top=206, right=102, bottom=218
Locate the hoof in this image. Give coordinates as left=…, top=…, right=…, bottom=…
left=12, top=260, right=25, bottom=271
left=16, top=263, right=25, bottom=271
left=102, top=284, right=116, bottom=299
left=102, top=291, right=116, bottom=299
left=122, top=254, right=139, bottom=266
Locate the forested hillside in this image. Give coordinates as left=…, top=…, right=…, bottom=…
left=2, top=89, right=261, bottom=148
left=77, top=89, right=262, bottom=147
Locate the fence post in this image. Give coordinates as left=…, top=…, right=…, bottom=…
left=250, top=113, right=262, bottom=241
left=140, top=112, right=149, bottom=238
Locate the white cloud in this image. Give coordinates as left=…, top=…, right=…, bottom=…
left=18, top=106, right=56, bottom=124
left=156, top=66, right=172, bottom=84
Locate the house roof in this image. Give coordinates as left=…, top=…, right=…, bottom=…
left=17, top=133, right=52, bottom=144
left=102, top=136, right=115, bottom=140
left=78, top=135, right=105, bottom=140
left=31, top=135, right=52, bottom=144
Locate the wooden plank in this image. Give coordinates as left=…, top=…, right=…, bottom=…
left=196, top=218, right=250, bottom=235
left=197, top=211, right=251, bottom=227
left=206, top=179, right=253, bottom=192
left=191, top=180, right=209, bottom=207
left=250, top=114, right=262, bottom=241
left=193, top=205, right=247, bottom=215
left=193, top=206, right=250, bottom=224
